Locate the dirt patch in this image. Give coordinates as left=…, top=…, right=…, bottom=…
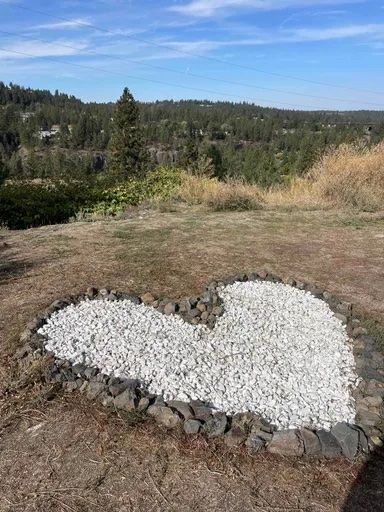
left=1, top=208, right=384, bottom=511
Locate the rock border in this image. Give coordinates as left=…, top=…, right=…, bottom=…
left=16, top=271, right=384, bottom=459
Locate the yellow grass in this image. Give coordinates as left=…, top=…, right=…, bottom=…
left=176, top=173, right=264, bottom=210
left=266, top=142, right=384, bottom=211
left=171, top=142, right=384, bottom=212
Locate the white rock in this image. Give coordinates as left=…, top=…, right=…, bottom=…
left=38, top=281, right=357, bottom=430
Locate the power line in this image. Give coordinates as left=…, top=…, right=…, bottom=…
left=8, top=2, right=384, bottom=98
left=0, top=46, right=331, bottom=110
left=1, top=28, right=384, bottom=109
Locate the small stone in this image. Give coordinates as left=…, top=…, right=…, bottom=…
left=284, top=277, right=296, bottom=286
left=316, top=430, right=342, bottom=458
left=354, top=427, right=369, bottom=453
left=191, top=404, right=214, bottom=421
left=364, top=396, right=382, bottom=407
left=245, top=434, right=266, bottom=455
left=166, top=400, right=194, bottom=420
left=26, top=317, right=45, bottom=331
left=188, top=308, right=200, bottom=318
left=356, top=409, right=381, bottom=427
left=63, top=381, right=79, bottom=393
left=79, top=381, right=89, bottom=393
left=138, top=397, right=150, bottom=411
left=267, top=430, right=304, bottom=456
left=109, top=381, right=130, bottom=397
left=330, top=423, right=359, bottom=460
left=301, top=429, right=322, bottom=456
left=93, top=373, right=109, bottom=384
left=164, top=302, right=176, bottom=315
left=84, top=367, right=98, bottom=379
left=196, top=302, right=206, bottom=312
left=224, top=427, right=247, bottom=447
left=203, top=412, right=227, bottom=437
left=322, top=291, right=334, bottom=302
left=184, top=419, right=202, bottom=434
left=86, top=287, right=98, bottom=297
left=201, top=311, right=209, bottom=322
left=100, top=394, right=114, bottom=407
left=370, top=436, right=383, bottom=448
left=141, top=292, right=155, bottom=304
left=306, top=285, right=323, bottom=298
left=212, top=305, right=224, bottom=316
left=72, top=363, right=86, bottom=376
left=86, top=382, right=106, bottom=400
left=335, top=313, right=348, bottom=324
left=257, top=270, right=268, bottom=279
left=178, top=301, right=188, bottom=313
left=114, top=389, right=136, bottom=412
left=352, top=326, right=368, bottom=338
left=231, top=412, right=256, bottom=433
left=147, top=405, right=181, bottom=428
left=336, top=301, right=353, bottom=316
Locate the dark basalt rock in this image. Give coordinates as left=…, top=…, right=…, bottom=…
left=113, top=388, right=137, bottom=411
left=330, top=423, right=359, bottom=460
left=184, top=419, right=203, bottom=434
left=267, top=430, right=304, bottom=457
left=316, top=430, right=342, bottom=458
left=147, top=405, right=181, bottom=428
left=301, top=429, right=322, bottom=456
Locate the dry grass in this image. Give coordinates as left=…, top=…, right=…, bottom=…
left=175, top=173, right=263, bottom=210
left=266, top=142, right=384, bottom=211
left=173, top=142, right=384, bottom=213
left=1, top=210, right=384, bottom=510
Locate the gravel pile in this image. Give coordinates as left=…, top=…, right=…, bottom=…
left=39, top=281, right=357, bottom=430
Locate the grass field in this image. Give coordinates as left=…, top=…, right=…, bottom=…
left=1, top=207, right=384, bottom=511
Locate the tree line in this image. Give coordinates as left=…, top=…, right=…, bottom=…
left=1, top=81, right=384, bottom=186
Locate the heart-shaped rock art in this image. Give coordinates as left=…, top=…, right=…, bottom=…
left=39, top=281, right=357, bottom=430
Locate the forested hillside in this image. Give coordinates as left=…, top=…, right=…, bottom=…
left=1, top=82, right=384, bottom=185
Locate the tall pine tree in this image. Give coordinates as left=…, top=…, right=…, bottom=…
left=108, top=87, right=147, bottom=180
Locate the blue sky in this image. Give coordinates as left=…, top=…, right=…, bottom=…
left=0, top=0, right=383, bottom=109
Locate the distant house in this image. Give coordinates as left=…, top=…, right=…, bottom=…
left=38, top=125, right=61, bottom=140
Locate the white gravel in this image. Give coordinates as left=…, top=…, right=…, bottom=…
left=38, top=281, right=357, bottom=430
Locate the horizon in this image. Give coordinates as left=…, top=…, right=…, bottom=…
left=1, top=1, right=384, bottom=111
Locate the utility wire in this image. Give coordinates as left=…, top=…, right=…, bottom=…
left=7, top=2, right=384, bottom=97
left=1, top=28, right=383, bottom=109
left=0, top=46, right=339, bottom=110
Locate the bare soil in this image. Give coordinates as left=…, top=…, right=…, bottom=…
left=1, top=207, right=383, bottom=511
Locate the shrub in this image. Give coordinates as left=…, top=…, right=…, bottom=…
left=0, top=181, right=100, bottom=229
left=85, top=167, right=182, bottom=216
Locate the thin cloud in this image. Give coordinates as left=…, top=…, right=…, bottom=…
left=170, top=0, right=363, bottom=17
left=32, top=18, right=92, bottom=30
left=0, top=39, right=89, bottom=59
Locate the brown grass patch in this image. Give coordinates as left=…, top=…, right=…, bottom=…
left=1, top=210, right=384, bottom=510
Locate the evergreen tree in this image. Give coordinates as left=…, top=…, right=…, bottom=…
left=0, top=151, right=7, bottom=185
left=108, top=87, right=147, bottom=180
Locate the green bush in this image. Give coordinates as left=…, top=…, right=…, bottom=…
left=0, top=181, right=101, bottom=229
left=87, top=167, right=182, bottom=216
